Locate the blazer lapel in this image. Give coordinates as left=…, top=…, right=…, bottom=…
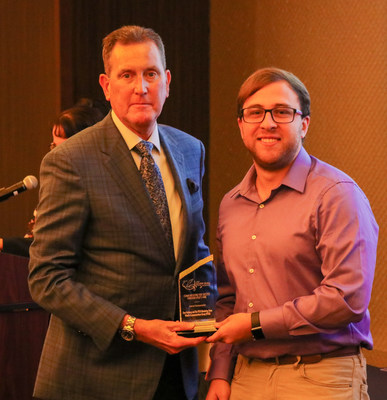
left=159, top=128, right=192, bottom=276
left=100, top=119, right=174, bottom=266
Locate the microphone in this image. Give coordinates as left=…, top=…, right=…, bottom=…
left=0, top=175, right=38, bottom=202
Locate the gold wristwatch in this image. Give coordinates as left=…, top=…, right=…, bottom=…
left=120, top=315, right=137, bottom=341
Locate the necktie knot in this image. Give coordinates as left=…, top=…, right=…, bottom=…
left=135, top=141, right=153, bottom=158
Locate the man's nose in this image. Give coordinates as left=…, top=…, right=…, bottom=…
left=260, top=110, right=277, bottom=128
left=134, top=76, right=148, bottom=94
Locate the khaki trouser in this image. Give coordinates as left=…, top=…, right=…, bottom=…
left=230, top=351, right=369, bottom=400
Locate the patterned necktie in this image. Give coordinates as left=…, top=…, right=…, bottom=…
left=135, top=141, right=174, bottom=257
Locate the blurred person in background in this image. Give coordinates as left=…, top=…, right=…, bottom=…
left=0, top=98, right=107, bottom=257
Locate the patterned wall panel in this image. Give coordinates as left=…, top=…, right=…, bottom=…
left=0, top=1, right=60, bottom=237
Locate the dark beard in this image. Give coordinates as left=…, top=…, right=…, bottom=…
left=251, top=144, right=301, bottom=171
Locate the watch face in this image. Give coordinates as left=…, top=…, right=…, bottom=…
left=120, top=315, right=136, bottom=341
left=121, top=329, right=135, bottom=341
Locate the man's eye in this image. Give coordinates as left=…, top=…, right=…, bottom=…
left=275, top=108, right=292, bottom=116
left=122, top=73, right=131, bottom=79
left=249, top=109, right=264, bottom=116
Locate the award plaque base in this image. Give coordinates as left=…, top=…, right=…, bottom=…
left=177, top=321, right=217, bottom=337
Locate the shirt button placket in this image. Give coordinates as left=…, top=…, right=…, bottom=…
left=248, top=203, right=262, bottom=311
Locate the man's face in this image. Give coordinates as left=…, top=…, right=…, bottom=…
left=99, top=41, right=171, bottom=139
left=238, top=80, right=310, bottom=172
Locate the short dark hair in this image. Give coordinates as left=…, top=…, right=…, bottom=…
left=53, top=98, right=107, bottom=138
left=237, top=67, right=311, bottom=118
left=102, top=25, right=166, bottom=75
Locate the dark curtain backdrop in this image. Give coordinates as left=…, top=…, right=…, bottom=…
left=60, top=0, right=209, bottom=147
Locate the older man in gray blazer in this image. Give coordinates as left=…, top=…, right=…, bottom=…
left=28, top=25, right=210, bottom=400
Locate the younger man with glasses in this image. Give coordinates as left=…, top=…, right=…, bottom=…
left=205, top=67, right=378, bottom=400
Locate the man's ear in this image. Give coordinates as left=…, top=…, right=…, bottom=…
left=238, top=118, right=244, bottom=140
left=165, top=69, right=171, bottom=98
left=301, top=115, right=310, bottom=139
left=99, top=74, right=111, bottom=101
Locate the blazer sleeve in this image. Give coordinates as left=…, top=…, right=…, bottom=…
left=28, top=147, right=125, bottom=351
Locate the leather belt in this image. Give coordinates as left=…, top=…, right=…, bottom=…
left=260, top=346, right=360, bottom=365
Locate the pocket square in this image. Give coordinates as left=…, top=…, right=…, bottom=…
left=186, top=178, right=199, bottom=194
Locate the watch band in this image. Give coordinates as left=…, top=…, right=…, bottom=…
left=251, top=312, right=265, bottom=340
left=120, top=314, right=136, bottom=341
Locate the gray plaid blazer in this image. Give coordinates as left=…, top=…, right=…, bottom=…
left=28, top=113, right=210, bottom=400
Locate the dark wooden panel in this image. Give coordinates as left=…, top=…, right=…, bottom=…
left=0, top=253, right=50, bottom=400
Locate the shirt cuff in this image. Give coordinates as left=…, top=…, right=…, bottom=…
left=206, top=343, right=237, bottom=383
left=260, top=305, right=288, bottom=338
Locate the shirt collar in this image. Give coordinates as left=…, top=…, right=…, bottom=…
left=111, top=110, right=161, bottom=153
left=232, top=147, right=312, bottom=199
left=282, top=147, right=311, bottom=193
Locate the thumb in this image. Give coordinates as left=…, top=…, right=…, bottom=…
left=214, top=319, right=227, bottom=328
left=173, top=321, right=195, bottom=331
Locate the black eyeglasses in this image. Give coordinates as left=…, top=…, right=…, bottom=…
left=240, top=107, right=303, bottom=124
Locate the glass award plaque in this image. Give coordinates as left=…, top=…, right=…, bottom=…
left=177, top=254, right=218, bottom=337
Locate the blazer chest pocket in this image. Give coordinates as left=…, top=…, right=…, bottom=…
left=186, top=178, right=202, bottom=211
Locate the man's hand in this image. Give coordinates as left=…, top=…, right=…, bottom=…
left=206, top=379, right=231, bottom=400
left=134, top=318, right=206, bottom=354
left=206, top=313, right=252, bottom=344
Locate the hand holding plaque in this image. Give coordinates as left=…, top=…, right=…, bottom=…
left=177, top=254, right=218, bottom=337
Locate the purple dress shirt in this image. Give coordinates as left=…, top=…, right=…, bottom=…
left=207, top=147, right=379, bottom=382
